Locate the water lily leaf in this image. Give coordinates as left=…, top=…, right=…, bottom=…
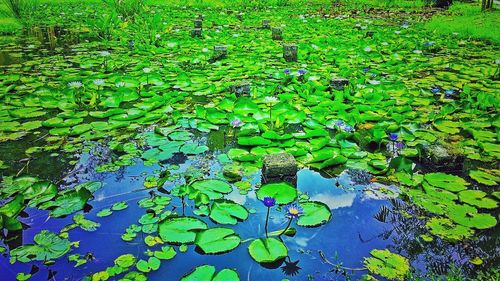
left=181, top=265, right=216, bottom=281
left=469, top=170, right=500, bottom=186
left=115, top=254, right=136, bottom=268
left=426, top=217, right=473, bottom=242
left=248, top=238, right=288, bottom=264
left=168, top=131, right=194, bottom=141
left=227, top=148, right=257, bottom=162
left=209, top=200, right=249, bottom=225
left=158, top=217, right=208, bottom=244
left=154, top=246, right=177, bottom=260
left=190, top=179, right=233, bottom=201
left=195, top=227, right=241, bottom=254
left=180, top=265, right=239, bottom=281
left=424, top=173, right=468, bottom=193
left=10, top=230, right=71, bottom=263
left=447, top=204, right=497, bottom=229
left=256, top=182, right=297, bottom=205
left=297, top=201, right=332, bottom=227
left=237, top=136, right=272, bottom=146
left=364, top=249, right=409, bottom=281
left=111, top=201, right=128, bottom=211
left=458, top=190, right=498, bottom=209
left=39, top=188, right=92, bottom=218
left=73, top=214, right=100, bottom=231
left=180, top=143, right=209, bottom=155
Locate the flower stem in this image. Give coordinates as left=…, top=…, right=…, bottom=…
left=278, top=217, right=293, bottom=238
left=265, top=207, right=270, bottom=238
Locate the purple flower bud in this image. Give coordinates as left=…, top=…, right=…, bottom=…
left=344, top=125, right=354, bottom=132
left=284, top=69, right=290, bottom=75
left=298, top=69, right=307, bottom=75
left=388, top=133, right=399, bottom=142
left=262, top=197, right=276, bottom=207
left=335, top=120, right=345, bottom=127
left=230, top=118, right=243, bottom=128
left=431, top=88, right=440, bottom=93
left=395, top=141, right=405, bottom=150
left=363, top=67, right=370, bottom=73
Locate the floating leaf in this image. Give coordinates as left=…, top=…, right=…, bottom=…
left=256, top=182, right=297, bottom=205
left=458, top=190, right=498, bottom=209
left=364, top=249, right=409, bottom=281
left=424, top=173, right=468, bottom=193
left=158, top=217, right=208, bottom=244
left=209, top=200, right=249, bottom=225
left=11, top=230, right=71, bottom=263
left=426, top=217, right=473, bottom=242
left=195, top=228, right=241, bottom=254
left=297, top=201, right=332, bottom=227
left=248, top=238, right=288, bottom=263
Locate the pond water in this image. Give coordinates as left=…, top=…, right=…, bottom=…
left=0, top=2, right=499, bottom=281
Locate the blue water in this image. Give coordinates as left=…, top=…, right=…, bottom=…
left=0, top=152, right=400, bottom=280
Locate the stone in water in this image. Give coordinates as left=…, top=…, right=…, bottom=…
left=272, top=27, right=282, bottom=40
left=194, top=19, right=203, bottom=29
left=283, top=44, right=298, bottom=62
left=329, top=77, right=349, bottom=90
left=262, top=153, right=297, bottom=178
left=213, top=45, right=227, bottom=60
left=231, top=82, right=251, bottom=97
left=191, top=28, right=202, bottom=38
left=262, top=20, right=270, bottom=29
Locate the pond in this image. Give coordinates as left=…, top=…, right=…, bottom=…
left=0, top=1, right=499, bottom=281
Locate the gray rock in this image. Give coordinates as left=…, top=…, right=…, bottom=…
left=366, top=30, right=375, bottom=37
left=231, top=81, right=251, bottom=97
left=194, top=19, right=203, bottom=29
left=283, top=44, right=298, bottom=62
left=213, top=45, right=227, bottom=60
left=263, top=153, right=297, bottom=178
left=262, top=20, right=270, bottom=29
left=329, top=77, right=349, bottom=90
left=422, top=144, right=464, bottom=172
left=272, top=27, right=283, bottom=40
left=191, top=28, right=202, bottom=38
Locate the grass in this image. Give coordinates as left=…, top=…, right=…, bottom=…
left=425, top=3, right=500, bottom=44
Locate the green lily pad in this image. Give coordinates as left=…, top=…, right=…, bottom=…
left=209, top=200, right=249, bottom=225
left=424, top=173, right=468, bottom=193
left=297, top=201, right=332, bottom=227
left=364, top=249, right=409, bottom=281
left=11, top=230, right=71, bottom=263
left=158, top=217, right=208, bottom=244
left=447, top=204, right=497, bottom=230
left=458, top=190, right=498, bottom=209
left=426, top=217, right=473, bottom=242
left=256, top=182, right=297, bottom=205
left=469, top=170, right=500, bottom=186
left=195, top=227, right=241, bottom=254
left=248, top=238, right=288, bottom=264
left=181, top=265, right=240, bottom=281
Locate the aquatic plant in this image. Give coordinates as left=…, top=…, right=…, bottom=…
left=262, top=196, right=276, bottom=237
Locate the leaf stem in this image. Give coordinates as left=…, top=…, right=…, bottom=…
left=265, top=207, right=270, bottom=238
left=278, top=217, right=293, bottom=238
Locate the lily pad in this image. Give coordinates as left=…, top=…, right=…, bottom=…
left=209, top=200, right=249, bottom=225
left=256, top=182, right=297, bottom=205
left=297, top=201, right=332, bottom=227
left=364, top=249, right=409, bottom=281
left=158, top=217, right=208, bottom=244
left=248, top=238, right=288, bottom=264
left=195, top=228, right=241, bottom=254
